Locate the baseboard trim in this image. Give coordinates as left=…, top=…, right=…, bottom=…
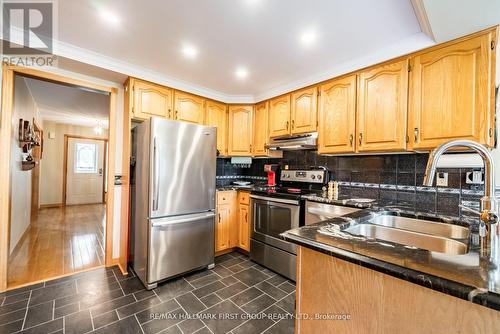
left=39, top=203, right=63, bottom=209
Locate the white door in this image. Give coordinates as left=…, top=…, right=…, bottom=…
left=66, top=138, right=105, bottom=205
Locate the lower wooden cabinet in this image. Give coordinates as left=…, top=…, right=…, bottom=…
left=237, top=192, right=250, bottom=252
left=215, top=203, right=231, bottom=252
left=215, top=190, right=251, bottom=253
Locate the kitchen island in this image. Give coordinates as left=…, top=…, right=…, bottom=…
left=282, top=205, right=500, bottom=334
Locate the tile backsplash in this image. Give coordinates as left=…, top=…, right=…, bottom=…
left=216, top=151, right=484, bottom=223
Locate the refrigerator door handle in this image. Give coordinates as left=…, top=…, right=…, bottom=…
left=153, top=136, right=160, bottom=211
left=151, top=212, right=216, bottom=227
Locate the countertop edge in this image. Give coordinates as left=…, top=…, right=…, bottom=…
left=282, top=232, right=500, bottom=311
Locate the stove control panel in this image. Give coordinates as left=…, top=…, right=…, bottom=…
left=280, top=170, right=327, bottom=184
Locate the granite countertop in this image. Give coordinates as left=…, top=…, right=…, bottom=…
left=282, top=196, right=500, bottom=311
left=216, top=185, right=255, bottom=191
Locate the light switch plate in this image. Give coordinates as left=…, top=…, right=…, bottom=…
left=436, top=172, right=448, bottom=187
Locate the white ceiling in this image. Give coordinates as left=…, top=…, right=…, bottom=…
left=52, top=0, right=432, bottom=102
left=3, top=1, right=499, bottom=102
left=23, top=77, right=110, bottom=128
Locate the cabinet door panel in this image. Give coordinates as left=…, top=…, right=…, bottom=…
left=409, top=34, right=494, bottom=149
left=318, top=75, right=357, bottom=154
left=205, top=100, right=227, bottom=155
left=174, top=91, right=205, bottom=124
left=238, top=204, right=250, bottom=251
left=133, top=80, right=173, bottom=119
left=228, top=106, right=253, bottom=156
left=269, top=95, right=291, bottom=137
left=253, top=102, right=269, bottom=156
left=291, top=87, right=317, bottom=134
left=357, top=59, right=408, bottom=152
left=216, top=205, right=230, bottom=252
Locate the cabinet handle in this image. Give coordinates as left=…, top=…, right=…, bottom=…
left=175, top=110, right=178, bottom=119
left=359, top=133, right=363, bottom=146
left=218, top=214, right=221, bottom=223
left=249, top=144, right=252, bottom=152
left=245, top=212, right=248, bottom=222
left=414, top=128, right=419, bottom=143
left=168, top=109, right=171, bottom=118
left=291, top=120, right=295, bottom=129
left=286, top=121, right=289, bottom=130
left=349, top=134, right=354, bottom=147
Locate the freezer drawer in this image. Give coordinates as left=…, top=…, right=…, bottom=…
left=147, top=212, right=215, bottom=286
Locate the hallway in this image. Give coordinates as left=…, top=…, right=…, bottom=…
left=8, top=204, right=106, bottom=288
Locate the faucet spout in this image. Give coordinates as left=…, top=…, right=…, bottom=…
left=424, top=139, right=499, bottom=264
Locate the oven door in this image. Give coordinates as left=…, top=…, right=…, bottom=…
left=250, top=195, right=300, bottom=254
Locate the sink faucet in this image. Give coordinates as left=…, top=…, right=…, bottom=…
left=423, top=139, right=499, bottom=262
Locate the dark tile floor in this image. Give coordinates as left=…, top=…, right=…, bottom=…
left=0, top=252, right=295, bottom=334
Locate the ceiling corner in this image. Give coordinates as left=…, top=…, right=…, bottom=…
left=410, top=0, right=436, bottom=42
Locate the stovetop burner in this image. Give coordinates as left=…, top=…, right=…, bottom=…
left=251, top=186, right=322, bottom=200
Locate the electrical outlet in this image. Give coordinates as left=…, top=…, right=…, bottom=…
left=466, top=171, right=484, bottom=184
left=436, top=172, right=448, bottom=187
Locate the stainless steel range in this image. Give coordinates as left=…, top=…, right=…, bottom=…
left=250, top=169, right=327, bottom=281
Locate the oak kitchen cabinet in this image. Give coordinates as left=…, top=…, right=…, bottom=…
left=129, top=78, right=174, bottom=120
left=253, top=101, right=269, bottom=156
left=205, top=100, right=228, bottom=155
left=215, top=190, right=251, bottom=253
left=408, top=32, right=496, bottom=150
left=228, top=105, right=253, bottom=156
left=268, top=94, right=291, bottom=137
left=291, top=86, right=318, bottom=134
left=252, top=102, right=283, bottom=158
left=237, top=191, right=250, bottom=252
left=216, top=191, right=237, bottom=252
left=174, top=91, right=205, bottom=124
left=318, top=75, right=357, bottom=154
left=357, top=58, right=409, bottom=152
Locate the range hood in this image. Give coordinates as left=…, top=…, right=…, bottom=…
left=266, top=132, right=317, bottom=151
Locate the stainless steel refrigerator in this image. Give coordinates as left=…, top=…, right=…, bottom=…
left=131, top=118, right=216, bottom=289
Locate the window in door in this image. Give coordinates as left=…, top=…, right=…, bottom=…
left=74, top=143, right=98, bottom=173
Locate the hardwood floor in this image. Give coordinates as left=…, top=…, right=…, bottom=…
left=7, top=204, right=105, bottom=289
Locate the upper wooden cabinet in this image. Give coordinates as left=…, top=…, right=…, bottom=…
left=408, top=32, right=495, bottom=149
left=318, top=75, right=357, bottom=154
left=174, top=91, right=205, bottom=124
left=205, top=100, right=227, bottom=156
left=228, top=105, right=253, bottom=156
left=357, top=59, right=409, bottom=152
left=291, top=87, right=318, bottom=134
left=131, top=79, right=173, bottom=120
left=269, top=95, right=291, bottom=137
left=253, top=102, right=269, bottom=156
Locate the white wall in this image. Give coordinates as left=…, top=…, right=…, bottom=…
left=39, top=121, right=108, bottom=206
left=9, top=77, right=41, bottom=254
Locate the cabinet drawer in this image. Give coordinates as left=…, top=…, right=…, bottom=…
left=238, top=191, right=250, bottom=205
left=217, top=191, right=235, bottom=205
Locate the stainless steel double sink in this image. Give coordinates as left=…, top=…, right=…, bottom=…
left=343, top=212, right=470, bottom=255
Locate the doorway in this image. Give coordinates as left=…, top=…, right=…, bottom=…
left=0, top=66, right=118, bottom=291
left=64, top=136, right=108, bottom=205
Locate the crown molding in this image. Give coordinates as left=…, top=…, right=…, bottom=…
left=3, top=28, right=434, bottom=104
left=254, top=32, right=435, bottom=102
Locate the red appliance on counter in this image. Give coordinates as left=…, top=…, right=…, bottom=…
left=264, top=164, right=280, bottom=186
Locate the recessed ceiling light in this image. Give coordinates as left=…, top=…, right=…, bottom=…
left=244, top=0, right=263, bottom=7
left=235, top=67, right=249, bottom=79
left=300, top=29, right=317, bottom=47
left=99, top=9, right=120, bottom=25
left=182, top=44, right=198, bottom=59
